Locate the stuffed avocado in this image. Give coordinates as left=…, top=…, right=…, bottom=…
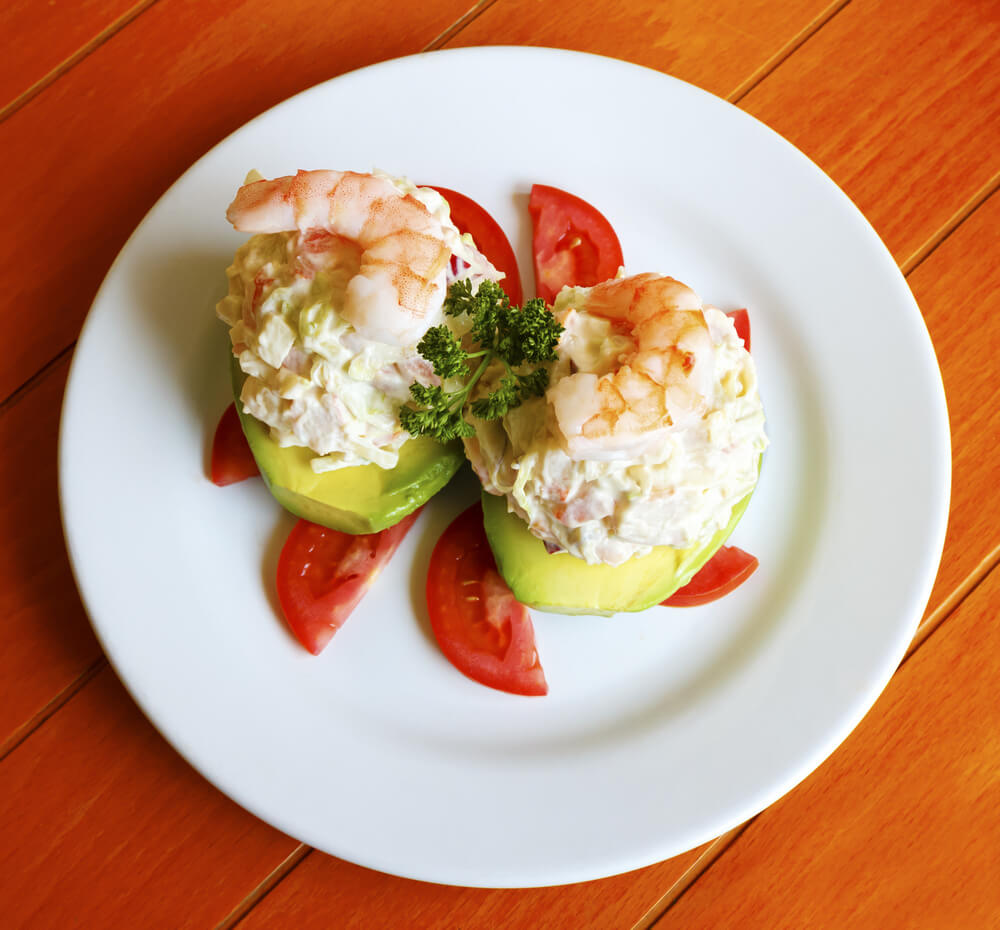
left=216, top=169, right=500, bottom=533
left=462, top=274, right=768, bottom=612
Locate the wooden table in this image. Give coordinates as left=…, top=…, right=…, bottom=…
left=3, top=0, right=999, bottom=925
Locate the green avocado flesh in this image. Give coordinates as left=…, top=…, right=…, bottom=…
left=481, top=488, right=755, bottom=615
left=231, top=359, right=465, bottom=534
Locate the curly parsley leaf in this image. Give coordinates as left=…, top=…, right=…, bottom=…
left=469, top=373, right=521, bottom=421
left=402, top=280, right=563, bottom=442
left=399, top=383, right=475, bottom=442
left=515, top=367, right=550, bottom=398
left=416, top=325, right=468, bottom=380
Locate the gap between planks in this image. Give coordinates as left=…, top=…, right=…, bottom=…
left=0, top=0, right=162, bottom=125
left=902, top=171, right=1000, bottom=277
left=727, top=0, right=853, bottom=104
left=214, top=845, right=313, bottom=930
left=0, top=343, right=75, bottom=418
left=0, top=657, right=106, bottom=763
left=632, top=823, right=751, bottom=930
left=423, top=0, right=500, bottom=51
left=905, top=543, right=1000, bottom=660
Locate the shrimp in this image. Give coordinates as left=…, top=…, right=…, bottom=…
left=225, top=170, right=453, bottom=347
left=548, top=273, right=716, bottom=461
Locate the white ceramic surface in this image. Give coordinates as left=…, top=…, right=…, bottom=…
left=59, top=47, right=950, bottom=888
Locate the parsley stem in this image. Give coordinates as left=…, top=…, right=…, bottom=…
left=468, top=353, right=493, bottom=388
left=450, top=353, right=494, bottom=408
left=439, top=352, right=495, bottom=417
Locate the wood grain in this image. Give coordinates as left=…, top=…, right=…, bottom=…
left=234, top=846, right=707, bottom=930
left=0, top=0, right=472, bottom=402
left=446, top=0, right=845, bottom=99
left=0, top=665, right=299, bottom=929
left=655, top=562, right=1000, bottom=929
left=0, top=356, right=103, bottom=753
left=739, top=0, right=1000, bottom=269
left=0, top=0, right=146, bottom=109
left=910, top=192, right=1000, bottom=617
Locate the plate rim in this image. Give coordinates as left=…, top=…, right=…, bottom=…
left=58, top=45, right=951, bottom=888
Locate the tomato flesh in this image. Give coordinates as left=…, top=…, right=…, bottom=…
left=662, top=546, right=759, bottom=607
left=427, top=503, right=547, bottom=696
left=727, top=308, right=751, bottom=351
left=425, top=185, right=523, bottom=306
left=528, top=183, right=624, bottom=304
left=210, top=403, right=259, bottom=486
left=277, top=510, right=420, bottom=655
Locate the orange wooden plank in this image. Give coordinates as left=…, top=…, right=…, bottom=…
left=235, top=847, right=706, bottom=930
left=0, top=665, right=299, bottom=928
left=0, top=0, right=471, bottom=402
left=910, top=193, right=1000, bottom=614
left=0, top=0, right=147, bottom=109
left=447, top=0, right=842, bottom=99
left=739, top=0, right=1000, bottom=269
left=655, top=563, right=1000, bottom=928
left=0, top=356, right=103, bottom=751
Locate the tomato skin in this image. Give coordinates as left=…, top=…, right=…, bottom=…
left=662, top=546, right=759, bottom=607
left=277, top=510, right=420, bottom=655
left=528, top=184, right=624, bottom=304
left=727, top=308, right=751, bottom=351
left=210, top=403, right=259, bottom=486
left=427, top=503, right=547, bottom=696
left=425, top=185, right=524, bottom=306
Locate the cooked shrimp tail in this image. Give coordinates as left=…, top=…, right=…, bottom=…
left=548, top=273, right=717, bottom=460
left=226, top=170, right=455, bottom=347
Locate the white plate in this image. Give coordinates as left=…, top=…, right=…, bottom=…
left=59, top=47, right=950, bottom=887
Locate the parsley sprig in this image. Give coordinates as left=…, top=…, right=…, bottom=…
left=399, top=280, right=563, bottom=442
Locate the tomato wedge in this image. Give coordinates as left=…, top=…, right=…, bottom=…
left=277, top=510, right=420, bottom=655
left=662, top=546, right=759, bottom=607
left=425, top=185, right=523, bottom=306
left=727, top=308, right=751, bottom=351
left=528, top=183, right=624, bottom=304
left=427, top=503, right=547, bottom=696
left=210, top=403, right=259, bottom=486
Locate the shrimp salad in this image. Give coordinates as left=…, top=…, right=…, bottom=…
left=464, top=274, right=768, bottom=566
left=216, top=169, right=500, bottom=472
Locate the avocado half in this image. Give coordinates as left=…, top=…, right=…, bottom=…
left=481, top=486, right=755, bottom=615
left=230, top=358, right=465, bottom=534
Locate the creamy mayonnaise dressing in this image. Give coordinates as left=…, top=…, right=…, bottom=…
left=464, top=282, right=768, bottom=565
left=216, top=175, right=499, bottom=472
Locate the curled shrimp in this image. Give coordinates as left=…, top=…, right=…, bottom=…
left=225, top=170, right=454, bottom=347
left=548, top=273, right=716, bottom=461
